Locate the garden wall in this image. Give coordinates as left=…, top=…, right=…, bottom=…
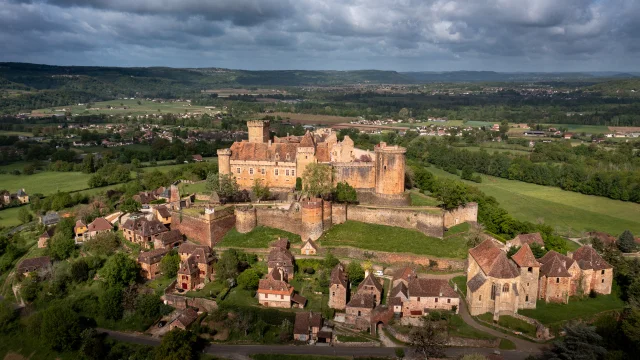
left=346, top=206, right=444, bottom=238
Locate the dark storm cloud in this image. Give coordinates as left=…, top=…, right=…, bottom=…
left=1, top=0, right=639, bottom=71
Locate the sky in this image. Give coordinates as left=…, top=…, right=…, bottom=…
left=1, top=0, right=639, bottom=72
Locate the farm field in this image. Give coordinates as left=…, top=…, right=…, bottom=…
left=318, top=220, right=470, bottom=259
left=547, top=124, right=611, bottom=134
left=427, top=167, right=640, bottom=237
left=387, top=119, right=465, bottom=127
left=32, top=98, right=223, bottom=116
left=0, top=171, right=92, bottom=195
left=455, top=145, right=532, bottom=155
left=257, top=112, right=358, bottom=124
left=0, top=130, right=33, bottom=137
left=0, top=206, right=24, bottom=228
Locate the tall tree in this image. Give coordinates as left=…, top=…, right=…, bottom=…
left=40, top=304, right=83, bottom=351
left=206, top=172, right=239, bottom=201
left=543, top=322, right=607, bottom=360
left=251, top=178, right=271, bottom=201
left=618, top=230, right=636, bottom=253
left=301, top=163, right=333, bottom=198
left=154, top=329, right=198, bottom=360
left=160, top=251, right=180, bottom=278
left=409, top=317, right=448, bottom=359
left=102, top=253, right=139, bottom=287
left=347, top=261, right=365, bottom=286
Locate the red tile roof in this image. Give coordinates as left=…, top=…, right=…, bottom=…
left=330, top=264, right=347, bottom=288
left=87, top=217, right=113, bottom=232
left=230, top=141, right=298, bottom=162
left=511, top=244, right=540, bottom=268
left=538, top=251, right=574, bottom=277
left=572, top=246, right=612, bottom=271
left=511, top=233, right=544, bottom=247
left=408, top=278, right=459, bottom=298
left=469, top=240, right=519, bottom=279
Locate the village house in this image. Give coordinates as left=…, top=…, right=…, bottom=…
left=300, top=240, right=318, bottom=255
left=399, top=279, right=460, bottom=316
left=506, top=232, right=545, bottom=249
left=17, top=256, right=51, bottom=277
left=138, top=248, right=170, bottom=280
left=345, top=272, right=384, bottom=329
left=121, top=218, right=168, bottom=248
left=329, top=263, right=348, bottom=310
left=153, top=205, right=172, bottom=225
left=257, top=268, right=295, bottom=308
left=153, top=229, right=184, bottom=249
left=176, top=243, right=216, bottom=291
left=83, top=217, right=113, bottom=241
left=74, top=220, right=87, bottom=241
left=40, top=212, right=60, bottom=226
left=15, top=189, right=29, bottom=204
left=267, top=240, right=295, bottom=281
left=169, top=308, right=199, bottom=330
left=293, top=312, right=324, bottom=342
left=37, top=228, right=55, bottom=248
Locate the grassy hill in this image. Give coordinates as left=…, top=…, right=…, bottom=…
left=588, top=79, right=640, bottom=97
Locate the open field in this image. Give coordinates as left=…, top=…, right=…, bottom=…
left=548, top=124, right=611, bottom=134
left=0, top=206, right=25, bottom=228
left=32, top=98, right=223, bottom=116
left=318, top=220, right=470, bottom=259
left=0, top=130, right=33, bottom=137
left=386, top=119, right=465, bottom=127
left=409, top=190, right=442, bottom=206
left=455, top=145, right=532, bottom=155
left=0, top=171, right=92, bottom=195
left=427, top=167, right=640, bottom=237
left=257, top=112, right=358, bottom=124
left=219, top=226, right=302, bottom=248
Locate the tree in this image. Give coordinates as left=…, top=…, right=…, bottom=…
left=543, top=322, right=606, bottom=360
left=206, top=172, right=239, bottom=201
left=49, top=233, right=76, bottom=260
left=102, top=253, right=139, bottom=287
left=120, top=197, right=141, bottom=213
left=465, top=223, right=485, bottom=248
left=101, top=286, right=124, bottom=320
left=82, top=154, right=95, bottom=173
left=324, top=253, right=340, bottom=270
left=84, top=232, right=121, bottom=256
left=154, top=328, right=197, bottom=360
left=530, top=242, right=547, bottom=258
left=347, top=261, right=364, bottom=286
left=301, top=163, right=333, bottom=198
left=216, top=249, right=240, bottom=282
left=40, top=304, right=83, bottom=351
left=80, top=328, right=107, bottom=360
left=0, top=300, right=17, bottom=333
left=251, top=178, right=271, bottom=201
left=136, top=293, right=162, bottom=319
left=161, top=251, right=180, bottom=278
left=507, top=245, right=520, bottom=259
left=295, top=177, right=303, bottom=191
left=18, top=207, right=33, bottom=224
left=409, top=317, right=448, bottom=359
left=237, top=268, right=260, bottom=290
left=71, top=259, right=90, bottom=283
left=431, top=179, right=469, bottom=210
left=333, top=181, right=358, bottom=203
left=618, top=230, right=636, bottom=253
left=142, top=170, right=170, bottom=190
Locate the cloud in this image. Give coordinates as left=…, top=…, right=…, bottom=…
left=1, top=0, right=639, bottom=71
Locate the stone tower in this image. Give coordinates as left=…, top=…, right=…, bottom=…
left=247, top=120, right=270, bottom=143
left=234, top=206, right=257, bottom=234
left=374, top=142, right=406, bottom=197
left=301, top=198, right=323, bottom=241
left=217, top=148, right=231, bottom=176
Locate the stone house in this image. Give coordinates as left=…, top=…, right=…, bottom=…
left=511, top=244, right=540, bottom=309
left=300, top=240, right=318, bottom=255
left=17, top=256, right=51, bottom=277
left=294, top=312, right=323, bottom=342
left=392, top=266, right=417, bottom=287
left=74, top=220, right=87, bottom=241
left=83, top=217, right=113, bottom=240
left=153, top=205, right=172, bottom=225
left=176, top=243, right=216, bottom=291
left=356, top=273, right=383, bottom=306
left=169, top=308, right=199, bottom=330
left=153, top=229, right=184, bottom=249
left=506, top=232, right=545, bottom=249
left=267, top=245, right=295, bottom=281
left=121, top=218, right=168, bottom=248
left=403, top=279, right=459, bottom=316
left=15, top=189, right=29, bottom=204
left=258, top=268, right=295, bottom=308
left=345, top=293, right=376, bottom=330
left=38, top=228, right=55, bottom=248
left=572, top=246, right=613, bottom=295
left=329, top=263, right=348, bottom=310
left=138, top=248, right=170, bottom=280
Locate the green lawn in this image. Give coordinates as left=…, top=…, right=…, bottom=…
left=318, top=220, right=469, bottom=259
left=427, top=167, right=640, bottom=237
left=180, top=182, right=208, bottom=194
left=185, top=281, right=226, bottom=299
left=219, top=226, right=302, bottom=248
left=518, top=292, right=625, bottom=326
left=451, top=276, right=467, bottom=297
left=0, top=206, right=25, bottom=228
left=0, top=171, right=93, bottom=196
left=33, top=98, right=223, bottom=116
left=499, top=339, right=516, bottom=350
left=409, top=190, right=441, bottom=206
left=449, top=314, right=496, bottom=340
left=336, top=334, right=372, bottom=343
left=478, top=314, right=537, bottom=337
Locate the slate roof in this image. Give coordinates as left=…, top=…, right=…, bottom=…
left=138, top=248, right=170, bottom=264
left=173, top=308, right=199, bottom=328
left=294, top=312, right=322, bottom=334
left=408, top=278, right=459, bottom=298
left=357, top=273, right=383, bottom=293
left=538, top=251, right=574, bottom=277
left=17, top=256, right=51, bottom=273
left=156, top=205, right=171, bottom=218
left=511, top=244, right=540, bottom=268
left=267, top=247, right=294, bottom=267
left=41, top=212, right=60, bottom=225
left=469, top=239, right=519, bottom=279
left=87, top=217, right=113, bottom=232
left=572, top=246, right=612, bottom=271
left=330, top=264, right=348, bottom=288
left=467, top=272, right=487, bottom=293
left=511, top=233, right=545, bottom=247
left=122, top=218, right=168, bottom=237
left=347, top=293, right=376, bottom=309
left=292, top=294, right=308, bottom=306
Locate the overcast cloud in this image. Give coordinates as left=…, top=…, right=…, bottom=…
left=0, top=0, right=639, bottom=71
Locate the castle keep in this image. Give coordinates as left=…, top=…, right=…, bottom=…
left=217, top=120, right=408, bottom=205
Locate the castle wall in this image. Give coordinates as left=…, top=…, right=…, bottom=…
left=332, top=203, right=347, bottom=225
left=235, top=206, right=257, bottom=233
left=255, top=207, right=302, bottom=236
left=333, top=163, right=375, bottom=189
left=322, top=200, right=333, bottom=231
left=374, top=147, right=406, bottom=196
left=171, top=208, right=235, bottom=247
left=230, top=160, right=297, bottom=189
left=356, top=190, right=411, bottom=206
left=444, top=203, right=478, bottom=228
left=346, top=206, right=444, bottom=238
left=301, top=199, right=324, bottom=241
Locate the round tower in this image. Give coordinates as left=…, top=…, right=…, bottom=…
left=247, top=120, right=270, bottom=143
left=234, top=206, right=257, bottom=233
left=301, top=198, right=323, bottom=241
left=322, top=200, right=332, bottom=231
left=374, top=142, right=406, bottom=197
left=217, top=148, right=231, bottom=176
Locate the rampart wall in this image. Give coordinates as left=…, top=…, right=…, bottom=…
left=171, top=207, right=236, bottom=247
left=255, top=206, right=302, bottom=236
left=444, top=202, right=478, bottom=228
left=346, top=206, right=444, bottom=238
left=332, top=163, right=376, bottom=189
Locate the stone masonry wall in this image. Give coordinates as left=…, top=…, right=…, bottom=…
left=171, top=212, right=212, bottom=247
left=210, top=213, right=236, bottom=246
left=346, top=206, right=444, bottom=238
left=325, top=247, right=465, bottom=269
left=444, top=203, right=478, bottom=228
left=255, top=207, right=302, bottom=236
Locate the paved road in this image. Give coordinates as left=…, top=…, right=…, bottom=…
left=99, top=328, right=532, bottom=360
left=457, top=299, right=545, bottom=354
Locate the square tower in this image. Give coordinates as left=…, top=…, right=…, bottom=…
left=247, top=120, right=270, bottom=143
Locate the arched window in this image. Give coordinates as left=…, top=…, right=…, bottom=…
left=502, top=283, right=509, bottom=293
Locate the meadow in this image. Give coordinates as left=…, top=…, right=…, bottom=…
left=32, top=98, right=221, bottom=116
left=0, top=171, right=93, bottom=195
left=427, top=167, right=640, bottom=237
left=0, top=206, right=24, bottom=228
left=256, top=112, right=358, bottom=124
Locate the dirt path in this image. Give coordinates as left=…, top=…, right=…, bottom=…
left=377, top=325, right=397, bottom=347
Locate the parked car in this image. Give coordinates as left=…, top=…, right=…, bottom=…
left=157, top=321, right=167, bottom=328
